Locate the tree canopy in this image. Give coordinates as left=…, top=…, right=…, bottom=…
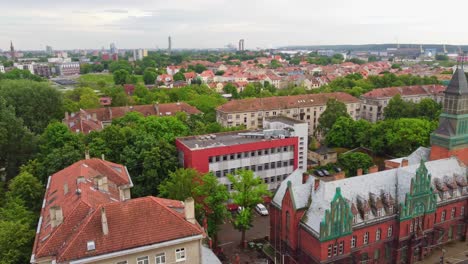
left=317, top=99, right=350, bottom=136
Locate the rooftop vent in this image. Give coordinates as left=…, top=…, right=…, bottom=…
left=87, top=241, right=95, bottom=251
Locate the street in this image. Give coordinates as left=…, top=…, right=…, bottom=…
left=217, top=210, right=271, bottom=263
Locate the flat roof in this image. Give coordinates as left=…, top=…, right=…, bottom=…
left=265, top=115, right=306, bottom=125
left=178, top=130, right=291, bottom=150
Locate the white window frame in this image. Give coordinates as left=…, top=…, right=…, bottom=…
left=376, top=229, right=381, bottom=241
left=388, top=226, right=393, bottom=238
left=116, top=261, right=128, bottom=264
left=136, top=256, right=149, bottom=264
left=441, top=210, right=446, bottom=222
left=155, top=252, right=166, bottom=264
left=351, top=236, right=356, bottom=248
left=175, top=248, right=186, bottom=262
left=364, top=232, right=369, bottom=244
left=327, top=244, right=332, bottom=258
left=451, top=208, right=456, bottom=219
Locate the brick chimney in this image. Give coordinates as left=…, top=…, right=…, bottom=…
left=85, top=150, right=90, bottom=160
left=101, top=207, right=109, bottom=235
left=333, top=171, right=346, bottom=180
left=368, top=165, right=378, bottom=173
left=357, top=168, right=363, bottom=176
left=184, top=197, right=196, bottom=224
left=401, top=159, right=409, bottom=167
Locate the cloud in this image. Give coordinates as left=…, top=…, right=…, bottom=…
left=1, top=0, right=468, bottom=50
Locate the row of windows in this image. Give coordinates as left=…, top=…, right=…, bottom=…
left=213, top=160, right=294, bottom=178
left=224, top=174, right=288, bottom=190
left=349, top=226, right=393, bottom=250
left=116, top=248, right=185, bottom=264
left=439, top=206, right=465, bottom=222
left=208, top=147, right=293, bottom=163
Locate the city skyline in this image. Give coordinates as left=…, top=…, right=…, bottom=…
left=2, top=0, right=468, bottom=50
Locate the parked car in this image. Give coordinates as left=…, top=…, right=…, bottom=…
left=255, top=203, right=269, bottom=216
left=322, top=169, right=330, bottom=176
left=237, top=206, right=244, bottom=214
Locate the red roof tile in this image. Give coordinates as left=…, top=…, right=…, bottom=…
left=216, top=92, right=359, bottom=113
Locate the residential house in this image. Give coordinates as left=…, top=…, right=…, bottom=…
left=31, top=158, right=214, bottom=264
left=64, top=102, right=201, bottom=134
left=216, top=92, right=360, bottom=135
left=360, top=85, right=446, bottom=122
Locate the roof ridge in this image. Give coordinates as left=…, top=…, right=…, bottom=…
left=57, top=204, right=103, bottom=261
left=148, top=196, right=204, bottom=234
left=36, top=200, right=93, bottom=257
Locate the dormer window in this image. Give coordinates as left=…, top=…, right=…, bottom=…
left=87, top=241, right=95, bottom=251
left=389, top=206, right=394, bottom=214
left=377, top=208, right=383, bottom=217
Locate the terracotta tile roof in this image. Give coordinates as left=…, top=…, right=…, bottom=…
left=33, top=159, right=132, bottom=261
left=33, top=160, right=203, bottom=263
left=361, top=85, right=446, bottom=99
left=65, top=103, right=201, bottom=133
left=216, top=92, right=359, bottom=113
left=58, top=197, right=203, bottom=262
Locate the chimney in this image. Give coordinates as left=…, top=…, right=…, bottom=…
left=357, top=168, right=363, bottom=176
left=65, top=112, right=69, bottom=120
left=314, top=178, right=320, bottom=190
left=101, top=207, right=109, bottom=235
left=401, top=159, right=409, bottom=167
left=368, top=165, right=378, bottom=173
left=154, top=102, right=160, bottom=115
left=85, top=150, right=90, bottom=160
left=101, top=154, right=105, bottom=161
left=95, top=176, right=109, bottom=192
left=333, top=171, right=346, bottom=180
left=184, top=197, right=196, bottom=224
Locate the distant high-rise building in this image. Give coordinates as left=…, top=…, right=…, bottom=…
left=168, top=36, right=172, bottom=55
left=238, top=39, right=245, bottom=51
left=46, top=45, right=53, bottom=55
left=10, top=40, right=16, bottom=61
left=133, top=49, right=144, bottom=61
left=110, top=43, right=117, bottom=54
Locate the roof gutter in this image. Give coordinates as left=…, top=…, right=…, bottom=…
left=69, top=234, right=203, bottom=264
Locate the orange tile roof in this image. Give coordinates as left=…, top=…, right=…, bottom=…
left=32, top=160, right=203, bottom=263
left=216, top=92, right=359, bottom=113
left=361, top=85, right=446, bottom=99
left=58, top=197, right=203, bottom=262
left=33, top=159, right=132, bottom=261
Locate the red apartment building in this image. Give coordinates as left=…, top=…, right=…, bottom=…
left=176, top=116, right=308, bottom=191
left=270, top=68, right=468, bottom=264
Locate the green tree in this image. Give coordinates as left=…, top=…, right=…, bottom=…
left=0, top=197, right=36, bottom=264
left=435, top=54, right=449, bottom=61
left=113, top=69, right=130, bottom=85
left=368, top=55, right=378, bottom=62
left=194, top=173, right=230, bottom=246
left=173, top=71, right=186, bottom=82
left=158, top=168, right=201, bottom=201
left=222, top=83, right=239, bottom=98
left=338, top=152, right=373, bottom=177
left=416, top=98, right=441, bottom=120
left=326, top=117, right=372, bottom=148
left=227, top=170, right=270, bottom=247
left=7, top=171, right=44, bottom=212
left=109, top=60, right=133, bottom=73
left=0, top=80, right=64, bottom=134
left=80, top=64, right=92, bottom=74
left=0, top=98, right=37, bottom=181
left=270, top=59, right=282, bottom=69
left=384, top=94, right=410, bottom=119
left=143, top=68, right=157, bottom=85
left=317, top=99, right=351, bottom=135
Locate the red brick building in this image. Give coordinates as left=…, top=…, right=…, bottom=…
left=270, top=68, right=468, bottom=264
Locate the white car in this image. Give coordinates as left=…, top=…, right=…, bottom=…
left=255, top=204, right=269, bottom=216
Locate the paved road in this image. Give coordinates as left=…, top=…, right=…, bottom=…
left=415, top=241, right=468, bottom=264
left=218, top=210, right=270, bottom=247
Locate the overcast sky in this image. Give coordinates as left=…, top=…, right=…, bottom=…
left=2, top=0, right=468, bottom=50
